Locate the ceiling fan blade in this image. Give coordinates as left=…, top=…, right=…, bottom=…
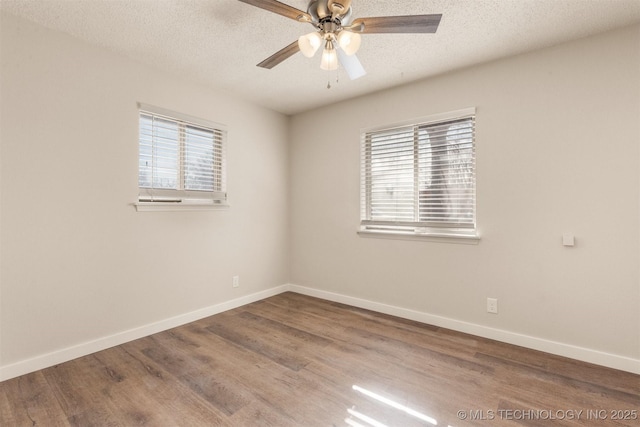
left=337, top=49, right=366, bottom=80
left=257, top=40, right=300, bottom=69
left=349, top=14, right=442, bottom=34
left=237, top=0, right=312, bottom=23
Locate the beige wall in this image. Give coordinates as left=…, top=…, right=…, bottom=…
left=290, top=25, right=640, bottom=361
left=0, top=14, right=290, bottom=366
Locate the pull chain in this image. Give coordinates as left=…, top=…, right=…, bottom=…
left=327, top=68, right=340, bottom=89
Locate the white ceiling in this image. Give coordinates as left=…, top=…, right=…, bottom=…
left=3, top=0, right=640, bottom=115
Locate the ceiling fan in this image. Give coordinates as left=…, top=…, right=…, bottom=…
left=238, top=0, right=442, bottom=82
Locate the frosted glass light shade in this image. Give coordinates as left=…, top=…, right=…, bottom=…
left=337, top=30, right=361, bottom=56
left=298, top=32, right=323, bottom=58
left=320, top=47, right=338, bottom=70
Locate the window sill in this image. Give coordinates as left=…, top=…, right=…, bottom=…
left=357, top=229, right=480, bottom=245
left=133, top=201, right=230, bottom=212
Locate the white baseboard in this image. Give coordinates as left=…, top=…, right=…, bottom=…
left=287, top=284, right=640, bottom=375
left=2, top=283, right=637, bottom=381
left=0, top=285, right=288, bottom=382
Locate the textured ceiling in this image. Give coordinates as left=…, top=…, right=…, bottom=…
left=2, top=0, right=640, bottom=115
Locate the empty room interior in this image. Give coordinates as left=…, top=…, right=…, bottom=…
left=1, top=0, right=639, bottom=426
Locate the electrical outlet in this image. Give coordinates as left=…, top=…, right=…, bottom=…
left=487, top=298, right=498, bottom=314
left=232, top=276, right=239, bottom=288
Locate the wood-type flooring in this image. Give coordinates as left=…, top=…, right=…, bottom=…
left=1, top=292, right=638, bottom=426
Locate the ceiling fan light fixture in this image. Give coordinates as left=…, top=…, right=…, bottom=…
left=298, top=31, right=323, bottom=58
left=337, top=30, right=361, bottom=55
left=320, top=40, right=338, bottom=71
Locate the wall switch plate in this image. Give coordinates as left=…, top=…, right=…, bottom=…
left=487, top=297, right=498, bottom=314
left=232, top=275, right=239, bottom=288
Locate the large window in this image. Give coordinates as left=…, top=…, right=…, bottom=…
left=360, top=108, right=477, bottom=239
left=138, top=104, right=227, bottom=206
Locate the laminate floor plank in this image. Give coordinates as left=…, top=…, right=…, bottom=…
left=477, top=352, right=639, bottom=406
left=476, top=340, right=639, bottom=395
left=226, top=400, right=299, bottom=427
left=301, top=354, right=462, bottom=427
left=142, top=333, right=254, bottom=417
left=194, top=307, right=457, bottom=426
left=121, top=336, right=237, bottom=425
left=260, top=294, right=482, bottom=359
left=84, top=348, right=186, bottom=426
left=41, top=356, right=138, bottom=426
left=332, top=346, right=503, bottom=426
left=1, top=292, right=638, bottom=426
left=247, top=300, right=477, bottom=360
left=92, top=345, right=224, bottom=426
left=0, top=372, right=70, bottom=427
left=204, top=310, right=331, bottom=372
left=278, top=366, right=432, bottom=427
left=242, top=300, right=359, bottom=344
left=159, top=318, right=340, bottom=426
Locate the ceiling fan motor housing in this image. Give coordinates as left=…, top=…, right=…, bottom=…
left=308, top=0, right=354, bottom=26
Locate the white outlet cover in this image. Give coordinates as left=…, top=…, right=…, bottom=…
left=487, top=298, right=498, bottom=314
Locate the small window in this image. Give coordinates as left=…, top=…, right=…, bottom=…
left=137, top=104, right=227, bottom=206
left=360, top=108, right=477, bottom=240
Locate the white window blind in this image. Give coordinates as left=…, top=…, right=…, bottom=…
left=138, top=104, right=226, bottom=204
left=360, top=109, right=476, bottom=237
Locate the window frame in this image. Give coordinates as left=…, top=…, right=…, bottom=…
left=359, top=108, right=479, bottom=243
left=135, top=103, right=228, bottom=211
